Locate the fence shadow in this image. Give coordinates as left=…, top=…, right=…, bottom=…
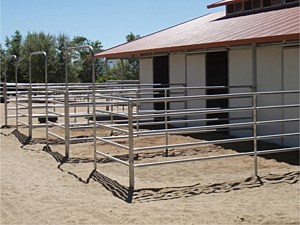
left=91, top=170, right=299, bottom=203
left=12, top=129, right=298, bottom=166
left=8, top=129, right=299, bottom=204
left=11, top=129, right=31, bottom=145
left=91, top=170, right=134, bottom=203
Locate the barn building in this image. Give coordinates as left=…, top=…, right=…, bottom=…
left=95, top=0, right=299, bottom=147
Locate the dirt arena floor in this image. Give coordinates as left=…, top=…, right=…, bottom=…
left=1, top=102, right=299, bottom=225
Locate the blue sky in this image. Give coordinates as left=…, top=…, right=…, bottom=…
left=1, top=0, right=222, bottom=49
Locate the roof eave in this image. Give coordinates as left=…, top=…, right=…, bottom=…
left=95, top=33, right=300, bottom=59
left=207, top=0, right=244, bottom=9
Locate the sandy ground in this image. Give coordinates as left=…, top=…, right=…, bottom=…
left=1, top=102, right=300, bottom=225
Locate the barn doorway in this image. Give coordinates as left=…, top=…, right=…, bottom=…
left=153, top=55, right=169, bottom=110
left=206, top=51, right=229, bottom=125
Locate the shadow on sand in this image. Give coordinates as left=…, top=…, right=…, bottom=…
left=10, top=129, right=300, bottom=203
left=41, top=144, right=298, bottom=204
left=11, top=129, right=31, bottom=145
left=90, top=170, right=298, bottom=203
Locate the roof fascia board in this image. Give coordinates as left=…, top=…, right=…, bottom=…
left=140, top=53, right=169, bottom=59
left=187, top=47, right=228, bottom=55
left=207, top=0, right=244, bottom=9
left=97, top=34, right=299, bottom=59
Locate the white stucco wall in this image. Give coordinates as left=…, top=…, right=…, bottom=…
left=138, top=46, right=299, bottom=147
left=229, top=46, right=299, bottom=147
left=169, top=54, right=186, bottom=85
left=139, top=58, right=153, bottom=111
left=229, top=49, right=253, bottom=137
left=256, top=47, right=283, bottom=145
left=186, top=54, right=206, bottom=126
left=283, top=47, right=299, bottom=147
left=169, top=54, right=186, bottom=111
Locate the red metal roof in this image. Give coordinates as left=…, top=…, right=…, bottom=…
left=207, top=0, right=243, bottom=9
left=95, top=6, right=299, bottom=59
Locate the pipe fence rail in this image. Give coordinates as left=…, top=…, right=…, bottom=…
left=94, top=89, right=300, bottom=189
left=1, top=46, right=299, bottom=191
left=1, top=82, right=298, bottom=190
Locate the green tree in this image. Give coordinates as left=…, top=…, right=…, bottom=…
left=126, top=32, right=140, bottom=42
left=109, top=59, right=131, bottom=80
left=53, top=33, right=80, bottom=83
left=107, top=32, right=140, bottom=81
left=2, top=30, right=104, bottom=83
left=126, top=32, right=140, bottom=80
left=20, top=32, right=57, bottom=83
left=4, top=30, right=22, bottom=82
left=0, top=44, right=6, bottom=82
left=70, top=36, right=103, bottom=83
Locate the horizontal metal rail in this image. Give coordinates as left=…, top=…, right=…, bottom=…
left=69, top=125, right=100, bottom=130
left=69, top=137, right=93, bottom=142
left=132, top=121, right=254, bottom=135
left=96, top=109, right=129, bottom=118
left=96, top=137, right=129, bottom=150
left=95, top=151, right=129, bottom=166
left=257, top=132, right=299, bottom=140
left=98, top=123, right=129, bottom=134
left=257, top=147, right=300, bottom=155
left=134, top=106, right=254, bottom=119
left=257, top=104, right=300, bottom=110
left=134, top=146, right=300, bottom=168
left=133, top=136, right=254, bottom=152
left=18, top=120, right=28, bottom=126
left=48, top=121, right=65, bottom=129
left=2, top=78, right=299, bottom=192
left=48, top=131, right=65, bottom=140
left=135, top=151, right=254, bottom=168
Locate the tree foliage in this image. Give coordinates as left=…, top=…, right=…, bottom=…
left=3, top=31, right=22, bottom=82
left=107, top=32, right=140, bottom=81
left=1, top=30, right=104, bottom=83
left=70, top=36, right=103, bottom=83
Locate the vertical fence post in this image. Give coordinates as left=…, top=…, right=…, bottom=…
left=3, top=55, right=18, bottom=128
left=90, top=48, right=97, bottom=171
left=64, top=89, right=70, bottom=158
left=14, top=59, right=18, bottom=129
left=64, top=52, right=70, bottom=159
left=3, top=82, right=8, bottom=127
left=3, top=57, right=8, bottom=127
left=28, top=52, right=47, bottom=141
left=164, top=89, right=169, bottom=157
left=45, top=55, right=49, bottom=145
left=63, top=46, right=95, bottom=160
left=128, top=99, right=135, bottom=189
left=105, top=59, right=110, bottom=112
left=184, top=83, right=188, bottom=128
left=28, top=57, right=33, bottom=139
left=252, top=94, right=258, bottom=177
left=87, top=92, right=90, bottom=124
left=136, top=89, right=140, bottom=135
left=74, top=95, right=77, bottom=123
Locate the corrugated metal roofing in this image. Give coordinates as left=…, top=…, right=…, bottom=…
left=207, top=0, right=243, bottom=9
left=95, top=6, right=299, bottom=58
